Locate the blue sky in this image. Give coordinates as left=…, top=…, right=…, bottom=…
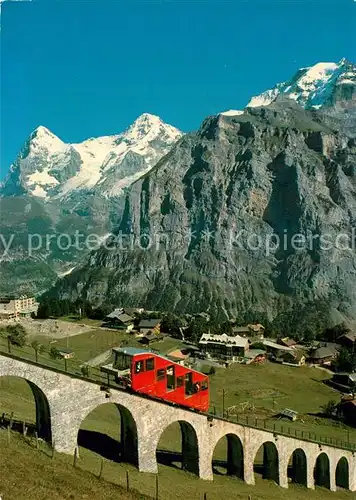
left=1, top=0, right=355, bottom=176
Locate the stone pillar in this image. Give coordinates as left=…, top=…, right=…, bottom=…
left=330, top=476, right=337, bottom=492
left=349, top=456, right=356, bottom=492
left=51, top=410, right=80, bottom=454
left=243, top=451, right=255, bottom=485
left=278, top=453, right=289, bottom=489
left=329, top=457, right=337, bottom=492
left=134, top=418, right=167, bottom=476
left=306, top=453, right=315, bottom=489
left=195, top=429, right=213, bottom=481
left=136, top=436, right=159, bottom=474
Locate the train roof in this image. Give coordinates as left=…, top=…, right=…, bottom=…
left=113, top=347, right=175, bottom=362
left=112, top=346, right=208, bottom=377
left=112, top=347, right=150, bottom=356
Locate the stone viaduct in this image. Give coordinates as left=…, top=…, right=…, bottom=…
left=0, top=353, right=355, bottom=492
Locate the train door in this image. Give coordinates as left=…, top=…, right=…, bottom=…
left=184, top=372, right=193, bottom=396
left=166, top=365, right=175, bottom=391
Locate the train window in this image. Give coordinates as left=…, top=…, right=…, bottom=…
left=185, top=372, right=193, bottom=396
left=201, top=379, right=208, bottom=391
left=166, top=366, right=175, bottom=391
left=135, top=360, right=144, bottom=374
left=176, top=376, right=184, bottom=388
left=156, top=368, right=165, bottom=381
left=145, top=357, right=155, bottom=371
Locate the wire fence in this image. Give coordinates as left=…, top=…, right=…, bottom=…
left=210, top=408, right=356, bottom=451
left=0, top=339, right=355, bottom=452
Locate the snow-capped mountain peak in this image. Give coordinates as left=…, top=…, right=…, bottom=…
left=29, top=125, right=67, bottom=152
left=296, top=62, right=338, bottom=89
left=126, top=112, right=163, bottom=135
left=2, top=114, right=183, bottom=200
left=247, top=58, right=356, bottom=109
left=124, top=112, right=181, bottom=143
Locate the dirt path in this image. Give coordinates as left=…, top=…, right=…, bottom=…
left=86, top=349, right=112, bottom=367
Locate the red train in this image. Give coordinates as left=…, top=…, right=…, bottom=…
left=101, top=347, right=209, bottom=412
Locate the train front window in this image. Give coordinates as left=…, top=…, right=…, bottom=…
left=145, top=357, right=155, bottom=371
left=157, top=368, right=165, bottom=381
left=166, top=365, right=175, bottom=391
left=135, top=360, right=144, bottom=374
left=201, top=379, right=208, bottom=391
left=114, top=352, right=132, bottom=371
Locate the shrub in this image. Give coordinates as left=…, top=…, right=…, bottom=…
left=81, top=365, right=90, bottom=377
left=49, top=346, right=61, bottom=360
left=4, top=324, right=27, bottom=347
left=320, top=400, right=337, bottom=418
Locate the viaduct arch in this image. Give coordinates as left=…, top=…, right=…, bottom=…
left=336, top=457, right=349, bottom=489
left=0, top=375, right=52, bottom=442
left=253, top=441, right=279, bottom=483
left=156, top=420, right=199, bottom=474
left=209, top=430, right=244, bottom=479
left=0, top=354, right=355, bottom=492
left=77, top=402, right=138, bottom=465
left=288, top=448, right=308, bottom=486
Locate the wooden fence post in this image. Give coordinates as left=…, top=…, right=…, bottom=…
left=7, top=425, right=11, bottom=445
left=51, top=440, right=55, bottom=459
left=99, top=458, right=104, bottom=479
left=73, top=446, right=78, bottom=467
left=35, top=431, right=39, bottom=450
left=155, top=474, right=159, bottom=500
left=126, top=470, right=129, bottom=491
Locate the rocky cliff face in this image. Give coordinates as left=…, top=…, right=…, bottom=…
left=51, top=99, right=356, bottom=321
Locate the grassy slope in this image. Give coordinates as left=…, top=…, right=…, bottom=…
left=29, top=323, right=185, bottom=364
left=209, top=362, right=356, bottom=443
left=0, top=429, right=354, bottom=500
left=32, top=328, right=137, bottom=363
left=0, top=430, right=147, bottom=500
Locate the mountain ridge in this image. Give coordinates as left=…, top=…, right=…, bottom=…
left=247, top=58, right=356, bottom=110
left=1, top=113, right=183, bottom=200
